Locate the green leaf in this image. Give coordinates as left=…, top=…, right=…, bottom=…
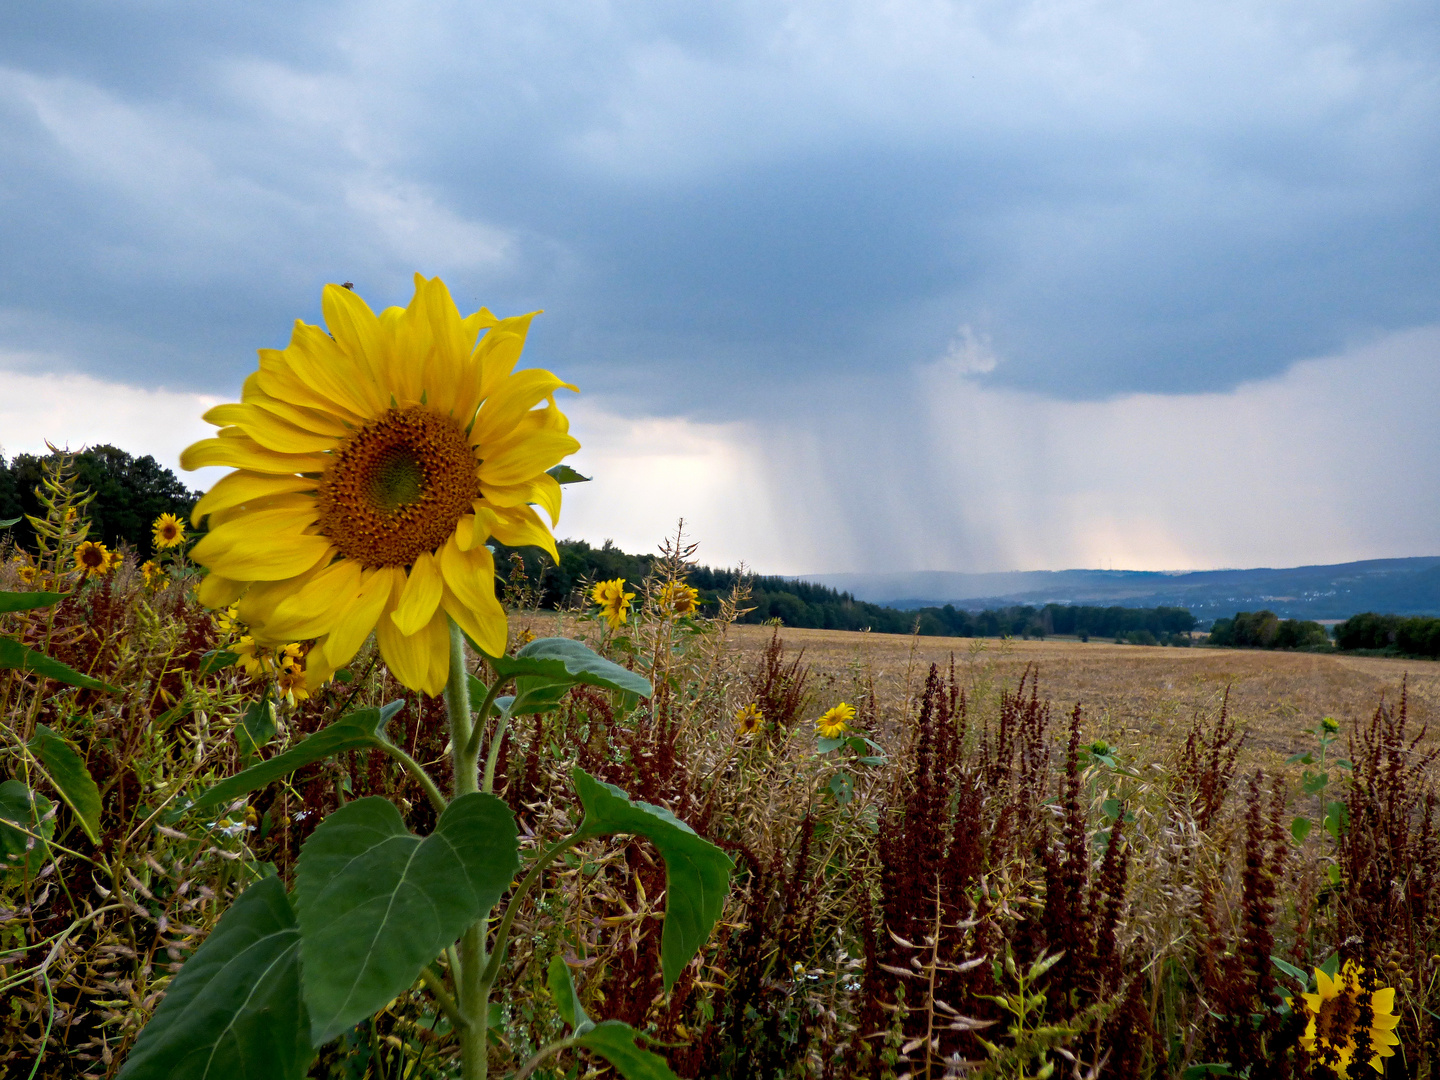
left=1182, top=1067, right=1240, bottom=1080
left=1286, top=752, right=1313, bottom=765
left=294, top=792, right=520, bottom=1045
left=546, top=465, right=592, bottom=486
left=29, top=723, right=102, bottom=844
left=0, top=516, right=19, bottom=528
left=0, top=635, right=118, bottom=692
left=190, top=701, right=404, bottom=811
left=1319, top=953, right=1341, bottom=978
left=816, top=736, right=845, bottom=754
left=547, top=955, right=595, bottom=1035
left=828, top=772, right=854, bottom=805
left=486, top=638, right=652, bottom=700
left=1324, top=800, right=1349, bottom=840
left=199, top=649, right=240, bottom=675
left=1291, top=816, right=1313, bottom=844
left=572, top=768, right=733, bottom=992
left=1271, top=955, right=1310, bottom=987
left=117, top=876, right=313, bottom=1080
left=236, top=693, right=277, bottom=763
left=0, top=590, right=65, bottom=613
left=0, top=779, right=54, bottom=875
left=574, top=1021, right=680, bottom=1080
left=1301, top=772, right=1328, bottom=796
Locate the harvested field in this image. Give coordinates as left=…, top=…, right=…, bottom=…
left=724, top=624, right=1440, bottom=770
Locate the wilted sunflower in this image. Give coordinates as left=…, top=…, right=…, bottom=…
left=659, top=580, right=700, bottom=617
left=152, top=512, right=186, bottom=550
left=1294, top=960, right=1400, bottom=1076
left=734, top=703, right=763, bottom=736
left=74, top=540, right=112, bottom=577
left=816, top=702, right=856, bottom=739
left=591, top=578, right=634, bottom=630
left=181, top=276, right=579, bottom=696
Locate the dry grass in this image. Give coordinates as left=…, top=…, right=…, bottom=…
left=725, top=625, right=1440, bottom=768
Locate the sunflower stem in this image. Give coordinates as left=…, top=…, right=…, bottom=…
left=444, top=617, right=489, bottom=1079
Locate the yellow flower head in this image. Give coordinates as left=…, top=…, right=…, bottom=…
left=659, top=580, right=700, bottom=617
left=816, top=702, right=856, bottom=740
left=215, top=605, right=241, bottom=637
left=591, top=578, right=634, bottom=630
left=276, top=643, right=310, bottom=706
left=1294, top=960, right=1401, bottom=1076
left=74, top=540, right=112, bottom=577
left=140, top=560, right=160, bottom=587
left=152, top=512, right=186, bottom=550
left=18, top=565, right=37, bottom=586
left=735, top=703, right=763, bottom=736
left=233, top=636, right=275, bottom=679
left=180, top=276, right=580, bottom=696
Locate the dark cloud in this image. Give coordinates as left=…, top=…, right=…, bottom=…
left=1, top=0, right=1438, bottom=409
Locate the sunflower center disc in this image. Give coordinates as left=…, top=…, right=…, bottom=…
left=316, top=406, right=480, bottom=568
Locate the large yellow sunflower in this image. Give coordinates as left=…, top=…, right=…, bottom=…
left=1295, top=960, right=1401, bottom=1076
left=181, top=276, right=579, bottom=696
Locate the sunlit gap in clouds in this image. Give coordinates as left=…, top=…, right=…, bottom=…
left=3, top=327, right=1438, bottom=577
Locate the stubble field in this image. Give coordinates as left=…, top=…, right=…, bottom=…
left=724, top=624, right=1440, bottom=768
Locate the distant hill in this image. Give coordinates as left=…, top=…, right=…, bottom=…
left=808, top=558, right=1440, bottom=621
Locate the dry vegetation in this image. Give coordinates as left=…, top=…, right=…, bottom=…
left=8, top=489, right=1440, bottom=1079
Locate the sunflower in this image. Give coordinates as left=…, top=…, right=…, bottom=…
left=181, top=276, right=579, bottom=696
left=75, top=540, right=112, bottom=577
left=276, top=643, right=309, bottom=708
left=140, top=560, right=161, bottom=587
left=659, top=580, right=700, bottom=617
left=816, top=703, right=856, bottom=740
left=591, top=578, right=634, bottom=630
left=152, top=513, right=186, bottom=550
left=735, top=703, right=763, bottom=736
left=1294, top=961, right=1401, bottom=1076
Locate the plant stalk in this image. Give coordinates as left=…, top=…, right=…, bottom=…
left=444, top=617, right=488, bottom=1078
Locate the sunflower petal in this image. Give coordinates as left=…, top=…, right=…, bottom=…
left=283, top=320, right=382, bottom=420
left=192, top=511, right=333, bottom=581
left=377, top=602, right=447, bottom=695
left=392, top=551, right=443, bottom=637
left=442, top=582, right=507, bottom=660
left=479, top=431, right=581, bottom=487
left=321, top=283, right=388, bottom=412
left=192, top=472, right=316, bottom=527
left=484, top=504, right=558, bottom=562
left=181, top=431, right=329, bottom=475
left=202, top=402, right=338, bottom=454
left=265, top=559, right=364, bottom=640
left=470, top=369, right=577, bottom=447
left=197, top=573, right=245, bottom=609
left=439, top=539, right=506, bottom=655
left=322, top=566, right=400, bottom=669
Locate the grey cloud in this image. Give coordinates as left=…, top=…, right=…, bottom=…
left=0, top=0, right=1436, bottom=408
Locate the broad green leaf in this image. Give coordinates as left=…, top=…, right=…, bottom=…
left=0, top=635, right=118, bottom=692
left=486, top=638, right=651, bottom=700
left=547, top=955, right=595, bottom=1035
left=817, top=736, right=845, bottom=754
left=1271, top=955, right=1309, bottom=987
left=1324, top=800, right=1349, bottom=840
left=190, top=701, right=404, bottom=811
left=0, top=779, right=54, bottom=875
left=29, top=723, right=102, bottom=844
left=236, top=693, right=277, bottom=763
left=574, top=1021, right=679, bottom=1080
left=572, top=768, right=733, bottom=991
left=1291, top=816, right=1313, bottom=844
left=0, top=591, right=65, bottom=613
left=1319, top=953, right=1341, bottom=978
left=198, top=649, right=239, bottom=675
left=0, top=516, right=20, bottom=528
left=117, top=876, right=313, bottom=1080
left=294, top=792, right=520, bottom=1045
left=546, top=465, right=592, bottom=485
left=827, top=772, right=855, bottom=805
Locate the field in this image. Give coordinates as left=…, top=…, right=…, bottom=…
left=723, top=625, right=1440, bottom=766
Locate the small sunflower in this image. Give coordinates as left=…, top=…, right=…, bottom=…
left=152, top=513, right=186, bottom=550
left=816, top=702, right=856, bottom=740
left=140, top=560, right=161, bottom=587
left=215, top=604, right=241, bottom=637
left=234, top=636, right=276, bottom=679
left=276, top=643, right=309, bottom=707
left=591, top=578, right=634, bottom=630
left=1294, top=960, right=1401, bottom=1076
left=659, top=580, right=700, bottom=617
left=74, top=540, right=112, bottom=577
left=181, top=276, right=580, bottom=696
left=735, top=703, right=763, bottom=736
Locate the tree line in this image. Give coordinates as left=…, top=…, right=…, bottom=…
left=1, top=445, right=202, bottom=558
left=1206, top=610, right=1330, bottom=650
left=1332, top=612, right=1440, bottom=658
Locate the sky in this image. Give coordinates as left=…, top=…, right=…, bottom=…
left=1, top=1, right=1438, bottom=574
